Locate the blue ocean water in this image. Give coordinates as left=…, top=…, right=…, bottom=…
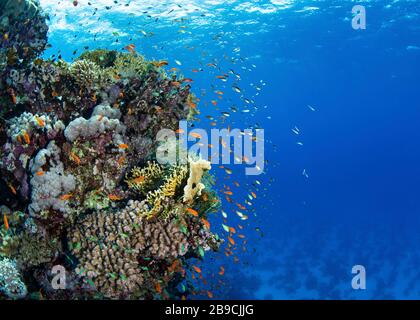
left=41, top=0, right=420, bottom=299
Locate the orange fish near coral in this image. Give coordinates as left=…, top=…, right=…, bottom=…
left=70, top=152, right=81, bottom=165
left=201, top=218, right=210, bottom=230
left=36, top=171, right=45, bottom=177
left=132, top=176, right=145, bottom=184
left=35, top=116, right=45, bottom=128
left=119, top=143, right=129, bottom=150
left=3, top=213, right=9, bottom=231
left=186, top=208, right=199, bottom=217
left=228, top=236, right=235, bottom=245
left=152, top=60, right=168, bottom=67
left=108, top=194, right=122, bottom=201
left=155, top=282, right=162, bottom=294
left=60, top=194, right=73, bottom=201
left=192, top=265, right=202, bottom=273
left=218, top=266, right=225, bottom=276
left=189, top=132, right=202, bottom=139
left=117, top=156, right=126, bottom=166
left=188, top=101, right=197, bottom=109
left=22, top=131, right=30, bottom=145
left=7, top=183, right=17, bottom=195
left=124, top=44, right=136, bottom=54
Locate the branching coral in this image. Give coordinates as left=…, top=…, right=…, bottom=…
left=126, top=158, right=212, bottom=219
left=125, top=161, right=164, bottom=194
left=69, top=200, right=191, bottom=299
left=68, top=59, right=105, bottom=90
left=143, top=164, right=188, bottom=219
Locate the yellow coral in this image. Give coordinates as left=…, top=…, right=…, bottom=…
left=183, top=158, right=211, bottom=203
left=142, top=165, right=188, bottom=219
left=125, top=161, right=163, bottom=192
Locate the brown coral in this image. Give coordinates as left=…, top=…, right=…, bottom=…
left=69, top=200, right=191, bottom=299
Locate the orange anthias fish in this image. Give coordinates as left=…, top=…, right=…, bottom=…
left=11, top=93, right=17, bottom=105
left=108, top=194, right=122, bottom=201
left=119, top=143, right=129, bottom=150
left=3, top=213, right=9, bottom=231
left=152, top=60, right=169, bottom=67
left=155, top=282, right=162, bottom=294
left=60, top=194, right=73, bottom=201
left=186, top=208, right=199, bottom=217
left=201, top=218, right=210, bottom=230
left=117, top=156, right=126, bottom=166
left=132, top=176, right=145, bottom=184
left=124, top=44, right=136, bottom=54
left=7, top=183, right=17, bottom=195
left=70, top=152, right=81, bottom=165
left=228, top=236, right=235, bottom=245
left=35, top=116, right=46, bottom=128
left=218, top=266, right=225, bottom=276
left=187, top=101, right=197, bottom=109
left=36, top=171, right=45, bottom=177
left=22, top=131, right=30, bottom=145
left=189, top=132, right=202, bottom=139
left=192, top=265, right=202, bottom=273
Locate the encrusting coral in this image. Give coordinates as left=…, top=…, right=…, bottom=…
left=0, top=0, right=222, bottom=300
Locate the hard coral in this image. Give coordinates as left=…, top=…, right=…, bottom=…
left=70, top=200, right=190, bottom=299
left=0, top=258, right=27, bottom=299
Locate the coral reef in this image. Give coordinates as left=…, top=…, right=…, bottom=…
left=69, top=200, right=220, bottom=299
left=0, top=0, right=222, bottom=300
left=0, top=258, right=27, bottom=299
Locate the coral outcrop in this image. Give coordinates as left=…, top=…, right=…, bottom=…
left=0, top=0, right=222, bottom=300
left=0, top=258, right=27, bottom=299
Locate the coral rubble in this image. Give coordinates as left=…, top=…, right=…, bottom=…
left=0, top=1, right=221, bottom=300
